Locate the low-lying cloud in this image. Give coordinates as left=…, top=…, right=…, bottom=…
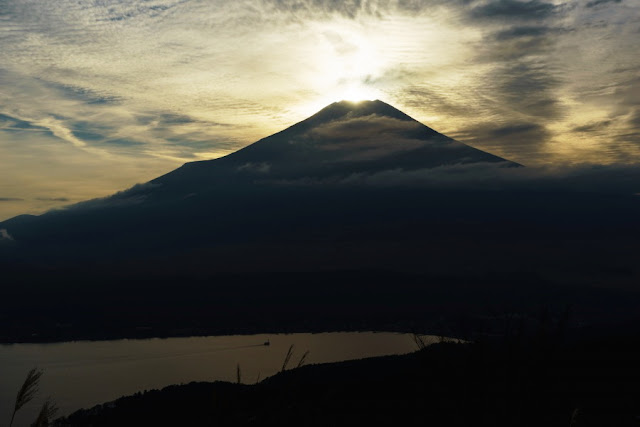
left=0, top=229, right=13, bottom=240
left=301, top=114, right=432, bottom=161
left=60, top=182, right=162, bottom=212
left=36, top=197, right=70, bottom=202
left=269, top=162, right=640, bottom=195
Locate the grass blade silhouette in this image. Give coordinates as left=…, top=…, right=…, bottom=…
left=10, top=368, right=43, bottom=427
left=32, top=397, right=58, bottom=427
left=412, top=333, right=428, bottom=350
left=296, top=350, right=310, bottom=369
left=281, top=345, right=294, bottom=372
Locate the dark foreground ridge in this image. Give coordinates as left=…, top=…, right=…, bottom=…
left=56, top=338, right=640, bottom=427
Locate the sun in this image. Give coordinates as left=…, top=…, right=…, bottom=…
left=341, top=84, right=380, bottom=102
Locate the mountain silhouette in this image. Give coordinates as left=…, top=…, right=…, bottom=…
left=0, top=99, right=518, bottom=249
left=136, top=99, right=517, bottom=202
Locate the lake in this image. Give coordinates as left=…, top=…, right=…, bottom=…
left=1, top=332, right=432, bottom=426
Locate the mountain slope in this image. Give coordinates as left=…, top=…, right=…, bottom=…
left=149, top=100, right=516, bottom=199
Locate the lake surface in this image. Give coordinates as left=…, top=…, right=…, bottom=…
left=1, top=332, right=431, bottom=426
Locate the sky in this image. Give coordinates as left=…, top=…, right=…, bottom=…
left=1, top=0, right=639, bottom=220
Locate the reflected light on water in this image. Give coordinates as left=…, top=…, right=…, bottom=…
left=0, top=332, right=439, bottom=425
